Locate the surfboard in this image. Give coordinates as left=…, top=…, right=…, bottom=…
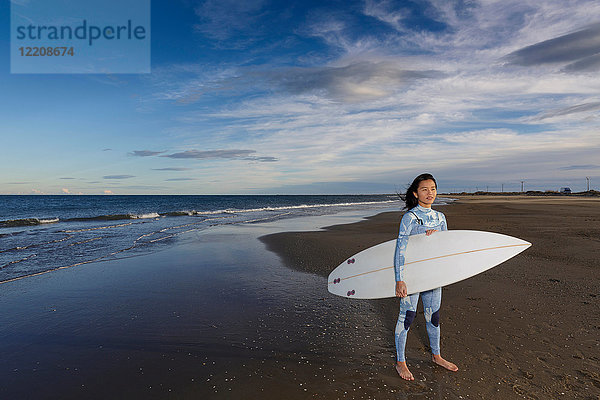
left=327, top=230, right=531, bottom=299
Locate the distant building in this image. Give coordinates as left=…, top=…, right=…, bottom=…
left=560, top=187, right=572, bottom=194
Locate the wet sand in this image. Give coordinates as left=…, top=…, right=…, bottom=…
left=261, top=196, right=600, bottom=399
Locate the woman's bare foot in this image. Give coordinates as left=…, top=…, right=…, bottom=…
left=432, top=354, right=458, bottom=371
left=395, top=362, right=414, bottom=381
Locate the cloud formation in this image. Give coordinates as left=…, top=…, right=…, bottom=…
left=562, top=53, right=600, bottom=73
left=130, top=150, right=165, bottom=157
left=266, top=62, right=444, bottom=102
left=103, top=175, right=135, bottom=179
left=558, top=164, right=600, bottom=170
left=101, top=1, right=600, bottom=193
left=535, top=102, right=600, bottom=120
left=162, top=149, right=254, bottom=159
left=504, top=23, right=600, bottom=70
left=160, top=149, right=278, bottom=162
left=152, top=167, right=193, bottom=171
left=250, top=156, right=278, bottom=162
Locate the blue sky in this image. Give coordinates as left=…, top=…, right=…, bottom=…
left=2, top=0, right=600, bottom=194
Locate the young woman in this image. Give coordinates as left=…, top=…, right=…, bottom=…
left=394, top=173, right=458, bottom=381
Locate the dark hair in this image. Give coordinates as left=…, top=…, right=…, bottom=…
left=403, top=173, right=437, bottom=209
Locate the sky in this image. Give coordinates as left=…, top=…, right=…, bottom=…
left=1, top=0, right=600, bottom=194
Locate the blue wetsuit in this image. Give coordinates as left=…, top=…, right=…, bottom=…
left=394, top=205, right=447, bottom=362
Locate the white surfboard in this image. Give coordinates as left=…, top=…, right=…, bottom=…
left=328, top=230, right=531, bottom=299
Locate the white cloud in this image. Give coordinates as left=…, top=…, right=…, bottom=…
left=363, top=0, right=410, bottom=33
left=140, top=0, right=600, bottom=192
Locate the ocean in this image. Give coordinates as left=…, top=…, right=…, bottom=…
left=0, top=195, right=402, bottom=284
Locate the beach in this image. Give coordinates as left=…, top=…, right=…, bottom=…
left=1, top=196, right=599, bottom=399
left=262, top=195, right=600, bottom=399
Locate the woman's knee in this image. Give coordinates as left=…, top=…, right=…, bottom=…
left=402, top=310, right=417, bottom=330
left=424, top=307, right=440, bottom=327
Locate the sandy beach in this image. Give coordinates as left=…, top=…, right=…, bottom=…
left=1, top=196, right=599, bottom=399
left=261, top=195, right=600, bottom=399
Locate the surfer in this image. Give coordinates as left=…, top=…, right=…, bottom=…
left=394, top=173, right=459, bottom=381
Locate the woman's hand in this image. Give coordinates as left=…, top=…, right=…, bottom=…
left=396, top=281, right=408, bottom=298
left=425, top=229, right=438, bottom=236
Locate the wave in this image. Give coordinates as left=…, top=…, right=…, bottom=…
left=0, top=234, right=72, bottom=254
left=435, top=197, right=458, bottom=205
left=131, top=212, right=160, bottom=219
left=241, top=212, right=293, bottom=224
left=0, top=218, right=222, bottom=284
left=0, top=217, right=59, bottom=228
left=1, top=200, right=398, bottom=228
left=0, top=253, right=38, bottom=270
left=163, top=210, right=198, bottom=217
left=67, top=213, right=160, bottom=222
left=0, top=213, right=163, bottom=228
left=1, top=197, right=400, bottom=229
left=63, top=221, right=142, bottom=233
left=202, top=200, right=399, bottom=215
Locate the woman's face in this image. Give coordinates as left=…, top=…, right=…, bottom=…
left=413, top=179, right=437, bottom=208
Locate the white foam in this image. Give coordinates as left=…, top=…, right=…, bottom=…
left=130, top=213, right=160, bottom=219
left=198, top=200, right=399, bottom=216
left=39, top=218, right=60, bottom=224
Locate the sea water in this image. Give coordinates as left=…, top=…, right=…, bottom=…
left=0, top=195, right=405, bottom=283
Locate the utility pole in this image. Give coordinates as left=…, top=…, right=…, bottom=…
left=586, top=177, right=590, bottom=191
left=501, top=183, right=504, bottom=192
left=520, top=181, right=524, bottom=192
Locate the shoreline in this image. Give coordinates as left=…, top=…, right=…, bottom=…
left=260, top=196, right=600, bottom=398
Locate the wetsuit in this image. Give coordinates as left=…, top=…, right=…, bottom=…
left=394, top=204, right=447, bottom=362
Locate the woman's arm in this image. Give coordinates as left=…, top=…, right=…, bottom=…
left=440, top=213, right=448, bottom=231
left=394, top=213, right=414, bottom=287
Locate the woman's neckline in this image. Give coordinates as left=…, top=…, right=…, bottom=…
left=416, top=204, right=433, bottom=211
